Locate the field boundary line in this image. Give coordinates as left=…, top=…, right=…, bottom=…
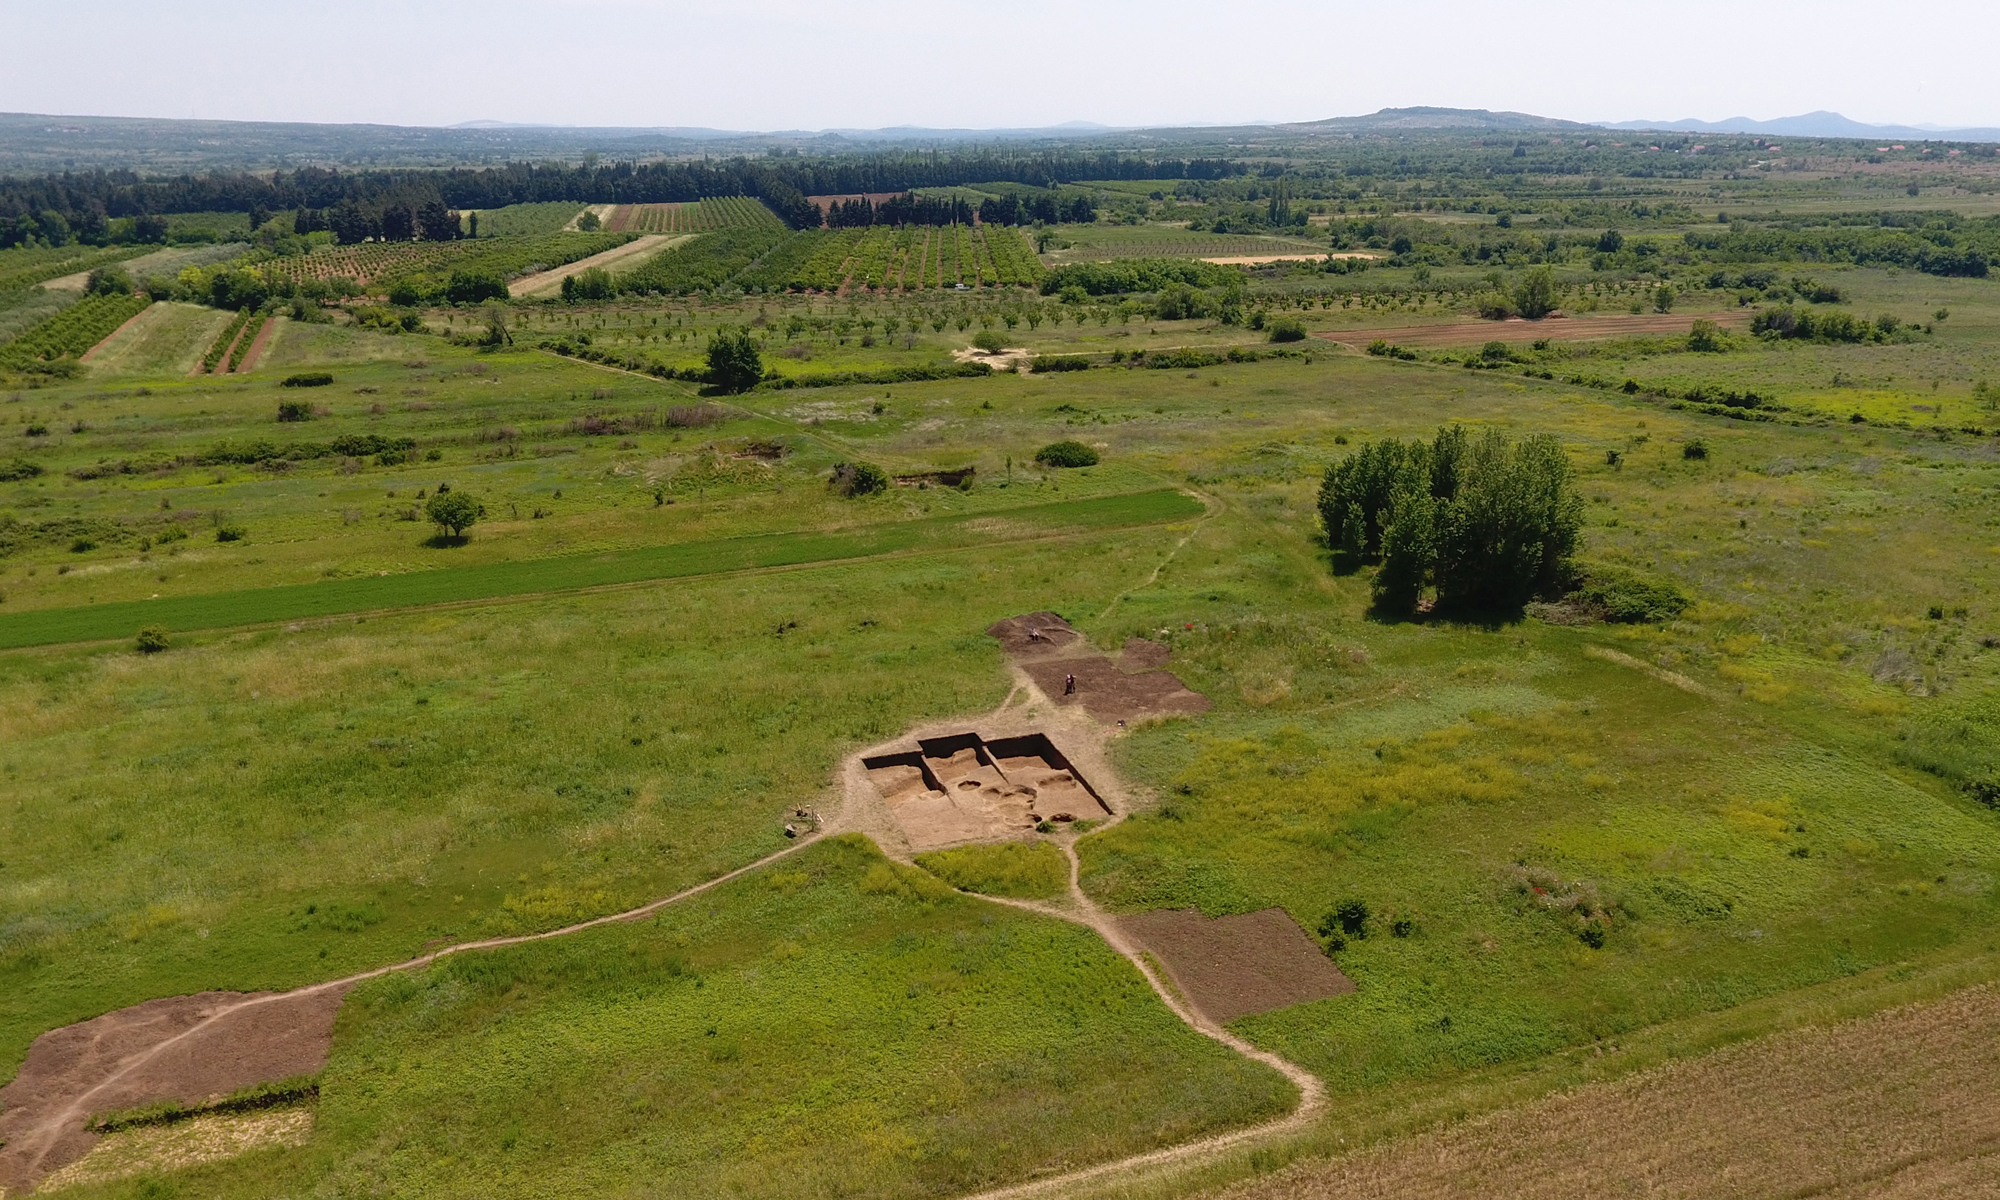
left=76, top=303, right=155, bottom=364
left=1099, top=484, right=1219, bottom=620
left=0, top=492, right=1203, bottom=652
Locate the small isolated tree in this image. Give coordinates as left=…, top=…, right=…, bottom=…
left=972, top=329, right=1007, bottom=354
left=1035, top=440, right=1100, bottom=468
left=1687, top=318, right=1724, bottom=352
left=706, top=326, right=763, bottom=393
left=426, top=490, right=481, bottom=537
left=828, top=461, right=888, bottom=497
left=134, top=625, right=170, bottom=654
left=1653, top=283, right=1677, bottom=313
left=1513, top=265, right=1558, bottom=319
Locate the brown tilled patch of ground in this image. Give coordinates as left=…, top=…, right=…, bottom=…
left=1313, top=310, right=1752, bottom=349
left=0, top=986, right=348, bottom=1193
left=1123, top=909, right=1354, bottom=1025
left=988, top=613, right=1208, bottom=725
left=1212, top=983, right=2000, bottom=1200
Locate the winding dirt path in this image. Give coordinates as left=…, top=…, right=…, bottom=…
left=957, top=838, right=1325, bottom=1200
left=1, top=833, right=828, bottom=1190
left=6, top=626, right=1324, bottom=1198
left=1313, top=309, right=1751, bottom=349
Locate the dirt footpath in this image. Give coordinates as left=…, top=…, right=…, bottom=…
left=508, top=235, right=681, bottom=298
left=0, top=986, right=349, bottom=1193
left=1315, top=309, right=1752, bottom=348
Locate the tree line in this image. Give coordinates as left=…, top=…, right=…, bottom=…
left=0, top=152, right=1241, bottom=246
left=822, top=193, right=976, bottom=228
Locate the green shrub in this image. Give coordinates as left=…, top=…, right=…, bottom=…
left=281, top=372, right=333, bottom=388
left=972, top=330, right=1007, bottom=353
left=215, top=524, right=247, bottom=542
left=277, top=400, right=315, bottom=423
left=1267, top=316, right=1306, bottom=343
left=1571, top=563, right=1691, bottom=623
left=828, top=461, right=888, bottom=497
left=134, top=626, right=170, bottom=654
left=1035, top=440, right=1100, bottom=468
left=1031, top=355, right=1091, bottom=373
left=0, top=458, right=43, bottom=482
left=1683, top=439, right=1709, bottom=460
left=705, top=327, right=764, bottom=394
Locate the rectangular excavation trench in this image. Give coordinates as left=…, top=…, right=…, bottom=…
left=864, top=732, right=1107, bottom=851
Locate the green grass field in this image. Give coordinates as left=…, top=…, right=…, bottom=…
left=7, top=159, right=2000, bottom=1199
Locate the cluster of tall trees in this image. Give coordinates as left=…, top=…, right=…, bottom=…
left=1318, top=426, right=1582, bottom=617
left=0, top=151, right=1216, bottom=244
left=976, top=192, right=1096, bottom=226
left=821, top=193, right=975, bottom=228
left=292, top=199, right=461, bottom=244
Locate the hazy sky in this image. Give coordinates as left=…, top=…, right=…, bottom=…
left=9, top=0, right=1998, bottom=131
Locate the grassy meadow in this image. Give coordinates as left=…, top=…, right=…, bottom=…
left=4, top=158, right=2000, bottom=1198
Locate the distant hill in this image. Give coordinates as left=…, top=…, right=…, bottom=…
left=1609, top=110, right=2000, bottom=143
left=1291, top=107, right=1599, bottom=133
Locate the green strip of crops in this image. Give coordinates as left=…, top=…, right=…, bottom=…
left=0, top=489, right=1200, bottom=649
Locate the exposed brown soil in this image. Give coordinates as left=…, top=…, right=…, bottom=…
left=1122, top=909, right=1354, bottom=1025
left=988, top=614, right=1209, bottom=726
left=1213, top=983, right=2000, bottom=1200
left=1313, top=309, right=1752, bottom=349
left=864, top=731, right=1107, bottom=850
left=207, top=321, right=250, bottom=375
left=230, top=314, right=278, bottom=373
left=77, top=304, right=156, bottom=364
left=0, top=985, right=349, bottom=1192
left=807, top=192, right=905, bottom=212
left=1119, top=637, right=1173, bottom=673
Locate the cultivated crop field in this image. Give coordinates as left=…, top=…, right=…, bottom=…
left=4, top=140, right=2000, bottom=1200
left=606, top=197, right=778, bottom=233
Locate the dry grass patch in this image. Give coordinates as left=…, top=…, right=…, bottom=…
left=1216, top=984, right=2000, bottom=1200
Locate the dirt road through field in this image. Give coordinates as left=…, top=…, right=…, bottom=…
left=507, top=234, right=683, bottom=298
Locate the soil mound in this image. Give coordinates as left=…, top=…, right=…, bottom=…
left=0, top=985, right=348, bottom=1192
left=1122, top=909, right=1353, bottom=1025
left=987, top=612, right=1081, bottom=658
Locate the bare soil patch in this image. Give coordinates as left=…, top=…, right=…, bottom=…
left=1123, top=909, right=1354, bottom=1025
left=951, top=344, right=1032, bottom=372
left=231, top=314, right=280, bottom=373
left=1313, top=310, right=1752, bottom=349
left=1120, top=637, right=1173, bottom=673
left=865, top=730, right=1107, bottom=851
left=988, top=613, right=1208, bottom=725
left=0, top=986, right=348, bottom=1193
left=507, top=234, right=679, bottom=298
left=1213, top=983, right=2000, bottom=1200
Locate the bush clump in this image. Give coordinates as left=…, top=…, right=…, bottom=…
left=1035, top=440, right=1100, bottom=468
left=280, top=373, right=333, bottom=388
left=829, top=461, right=888, bottom=497
left=972, top=330, right=1008, bottom=354
left=1570, top=563, right=1691, bottom=623
left=134, top=625, right=170, bottom=654
left=1267, top=316, right=1307, bottom=343
left=276, top=400, right=315, bottom=423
